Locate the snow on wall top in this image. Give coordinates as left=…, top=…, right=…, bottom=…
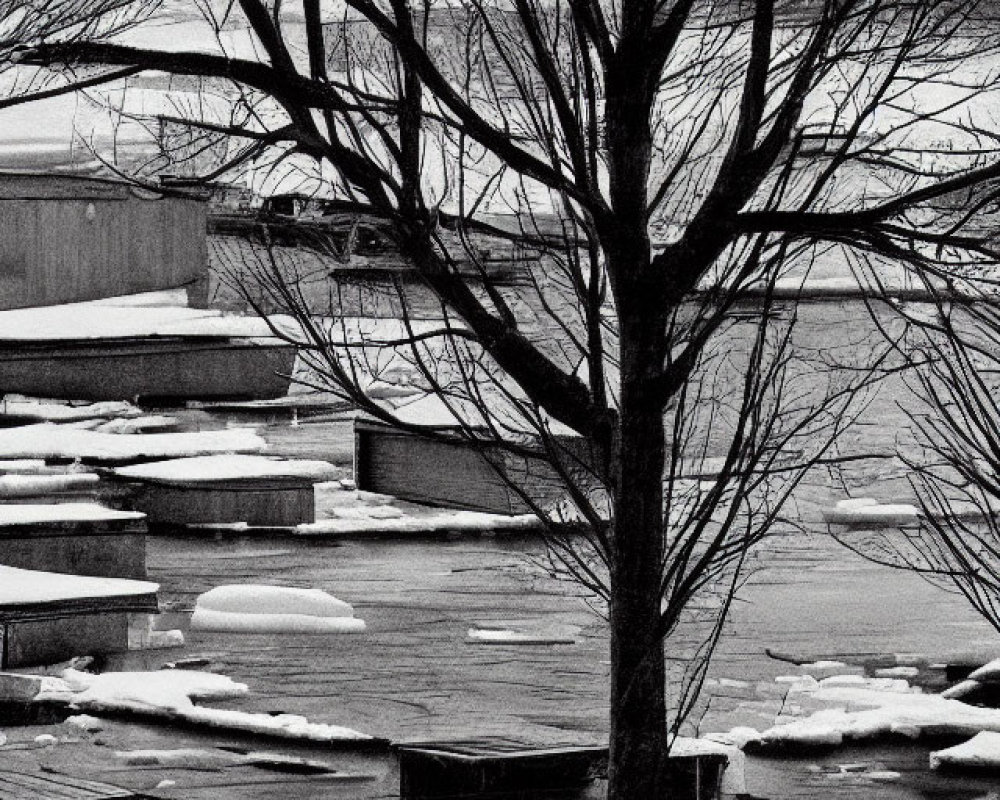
left=113, top=454, right=341, bottom=483
left=0, top=424, right=266, bottom=461
left=0, top=565, right=158, bottom=605
left=0, top=502, right=144, bottom=526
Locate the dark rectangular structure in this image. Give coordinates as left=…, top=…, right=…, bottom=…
left=355, top=420, right=579, bottom=515
left=396, top=739, right=729, bottom=800
left=0, top=515, right=147, bottom=579
left=121, top=477, right=315, bottom=528
left=0, top=338, right=295, bottom=401
left=0, top=173, right=208, bottom=310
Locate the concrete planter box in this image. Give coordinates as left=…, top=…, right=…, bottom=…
left=0, top=338, right=295, bottom=401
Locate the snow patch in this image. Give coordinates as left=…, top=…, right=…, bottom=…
left=759, top=674, right=1000, bottom=749
left=0, top=424, right=265, bottom=461
left=0, top=398, right=141, bottom=421
left=0, top=566, right=157, bottom=606
left=114, top=454, right=340, bottom=484
left=467, top=628, right=575, bottom=645
left=969, top=658, right=1000, bottom=683
left=64, top=714, right=104, bottom=732
left=931, top=731, right=1000, bottom=770
left=0, top=503, right=142, bottom=526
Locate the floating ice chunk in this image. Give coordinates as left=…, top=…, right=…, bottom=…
left=64, top=714, right=104, bottom=732
left=34, top=734, right=58, bottom=745
left=196, top=585, right=354, bottom=617
left=803, top=660, right=849, bottom=670
left=876, top=666, right=920, bottom=678
left=834, top=498, right=880, bottom=510
left=931, top=731, right=1000, bottom=770
left=467, top=628, right=574, bottom=645
left=191, top=609, right=366, bottom=634
left=191, top=585, right=364, bottom=635
left=822, top=502, right=920, bottom=526
left=116, top=748, right=242, bottom=768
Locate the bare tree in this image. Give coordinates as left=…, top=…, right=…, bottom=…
left=11, top=1, right=1000, bottom=796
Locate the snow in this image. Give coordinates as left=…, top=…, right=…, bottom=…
left=0, top=424, right=266, bottom=461
left=0, top=473, right=99, bottom=497
left=191, top=608, right=366, bottom=634
left=0, top=303, right=293, bottom=341
left=64, top=714, right=104, bottom=732
left=671, top=737, right=745, bottom=795
left=757, top=674, right=1000, bottom=749
left=190, top=584, right=365, bottom=634
left=876, top=666, right=920, bottom=678
left=113, top=454, right=340, bottom=484
left=35, top=667, right=373, bottom=742
left=0, top=398, right=141, bottom=421
left=467, top=628, right=575, bottom=645
left=93, top=416, right=178, bottom=434
left=0, top=503, right=143, bottom=526
left=969, top=658, right=1000, bottom=683
left=822, top=501, right=920, bottom=526
left=931, top=731, right=1000, bottom=770
left=0, top=566, right=157, bottom=606
left=298, top=487, right=541, bottom=536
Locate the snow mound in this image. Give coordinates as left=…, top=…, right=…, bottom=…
left=931, top=731, right=1000, bottom=770
left=0, top=503, right=142, bottom=526
left=191, top=585, right=364, bottom=634
left=114, top=454, right=340, bottom=484
left=0, top=424, right=265, bottom=461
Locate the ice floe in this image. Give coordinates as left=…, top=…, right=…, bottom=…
left=191, top=584, right=365, bottom=634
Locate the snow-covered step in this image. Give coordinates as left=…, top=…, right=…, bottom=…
left=110, top=455, right=340, bottom=527
left=0, top=566, right=158, bottom=668
left=0, top=424, right=265, bottom=463
left=0, top=503, right=147, bottom=579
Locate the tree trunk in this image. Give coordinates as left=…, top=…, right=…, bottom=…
left=607, top=316, right=668, bottom=799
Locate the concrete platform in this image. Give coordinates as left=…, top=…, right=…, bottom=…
left=0, top=504, right=147, bottom=579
